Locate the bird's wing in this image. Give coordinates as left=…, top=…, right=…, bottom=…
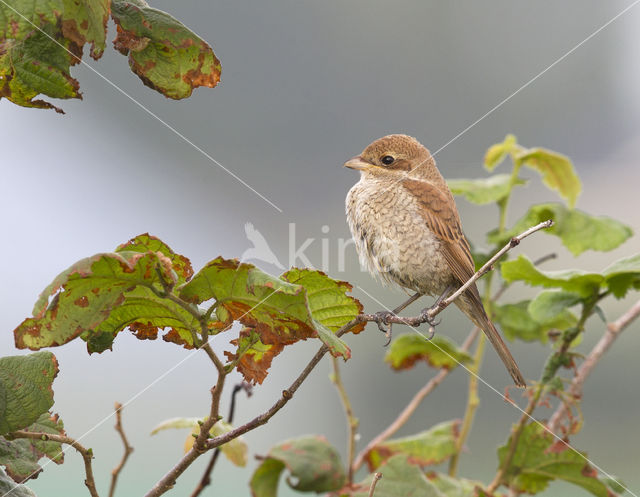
left=401, top=178, right=476, bottom=285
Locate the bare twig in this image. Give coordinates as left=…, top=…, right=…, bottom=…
left=190, top=382, right=252, bottom=497
left=331, top=357, right=359, bottom=485
left=353, top=327, right=480, bottom=471
left=547, top=299, right=640, bottom=432
left=368, top=472, right=383, bottom=497
left=108, top=403, right=134, bottom=497
left=9, top=431, right=100, bottom=497
left=357, top=220, right=553, bottom=329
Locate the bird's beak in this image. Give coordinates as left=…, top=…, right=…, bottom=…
left=344, top=156, right=370, bottom=171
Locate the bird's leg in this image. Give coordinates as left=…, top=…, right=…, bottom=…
left=374, top=292, right=423, bottom=346
left=419, top=284, right=456, bottom=340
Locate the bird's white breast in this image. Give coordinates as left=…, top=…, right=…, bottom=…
left=345, top=175, right=452, bottom=296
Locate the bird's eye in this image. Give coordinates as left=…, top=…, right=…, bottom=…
left=381, top=155, right=395, bottom=165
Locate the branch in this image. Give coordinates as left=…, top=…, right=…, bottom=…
left=331, top=357, right=358, bottom=485
left=355, top=220, right=553, bottom=328
left=108, top=403, right=134, bottom=497
left=368, top=473, right=382, bottom=497
left=9, top=431, right=99, bottom=497
left=352, top=327, right=479, bottom=472
left=190, top=382, right=252, bottom=497
left=547, top=299, right=640, bottom=432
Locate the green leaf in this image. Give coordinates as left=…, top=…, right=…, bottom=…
left=281, top=268, right=365, bottom=334
left=14, top=250, right=177, bottom=351
left=493, top=300, right=577, bottom=343
left=493, top=301, right=549, bottom=343
left=0, top=468, right=38, bottom=496
left=448, top=174, right=526, bottom=205
left=602, top=253, right=640, bottom=298
left=151, top=416, right=247, bottom=467
left=250, top=436, right=345, bottom=496
left=353, top=455, right=444, bottom=497
left=86, top=285, right=201, bottom=352
left=224, top=328, right=284, bottom=385
left=501, top=255, right=603, bottom=297
left=427, top=472, right=484, bottom=497
left=0, top=353, right=58, bottom=435
left=484, top=134, right=517, bottom=171
left=0, top=412, right=65, bottom=483
left=514, top=148, right=581, bottom=207
left=0, top=0, right=109, bottom=112
left=111, top=0, right=221, bottom=99
left=488, top=203, right=632, bottom=256
left=116, top=233, right=194, bottom=285
left=385, top=334, right=472, bottom=371
left=527, top=291, right=583, bottom=325
left=365, top=420, right=460, bottom=471
left=497, top=423, right=615, bottom=496
left=180, top=258, right=350, bottom=358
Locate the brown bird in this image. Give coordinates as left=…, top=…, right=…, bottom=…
left=345, top=134, right=526, bottom=387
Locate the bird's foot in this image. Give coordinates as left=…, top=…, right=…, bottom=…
left=372, top=311, right=395, bottom=346
left=419, top=306, right=441, bottom=340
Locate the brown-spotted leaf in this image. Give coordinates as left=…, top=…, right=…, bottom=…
left=86, top=285, right=200, bottom=353
left=116, top=233, right=193, bottom=284
left=224, top=328, right=285, bottom=385
left=497, top=423, right=617, bottom=496
left=0, top=0, right=109, bottom=112
left=385, top=334, right=472, bottom=371
left=0, top=412, right=65, bottom=483
left=179, top=258, right=316, bottom=346
left=365, top=420, right=460, bottom=471
left=111, top=0, right=220, bottom=99
left=14, top=251, right=175, bottom=351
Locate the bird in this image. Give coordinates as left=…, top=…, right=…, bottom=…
left=240, top=222, right=285, bottom=270
left=344, top=134, right=526, bottom=387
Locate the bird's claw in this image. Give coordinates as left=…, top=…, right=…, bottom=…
left=373, top=311, right=395, bottom=346
left=419, top=307, right=441, bottom=340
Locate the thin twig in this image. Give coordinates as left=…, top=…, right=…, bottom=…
left=108, top=403, right=134, bottom=497
left=547, top=299, right=640, bottom=432
left=190, top=383, right=252, bottom=497
left=352, top=327, right=479, bottom=472
left=8, top=431, right=100, bottom=497
left=368, top=472, right=383, bottom=497
left=356, top=221, right=553, bottom=329
left=331, top=357, right=359, bottom=485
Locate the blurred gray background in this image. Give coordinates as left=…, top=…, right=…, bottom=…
left=2, top=0, right=640, bottom=495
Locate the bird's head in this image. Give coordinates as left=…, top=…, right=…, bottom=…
left=344, top=134, right=435, bottom=178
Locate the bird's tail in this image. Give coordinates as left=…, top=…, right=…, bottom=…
left=457, top=293, right=526, bottom=388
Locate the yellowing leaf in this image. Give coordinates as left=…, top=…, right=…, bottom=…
left=515, top=148, right=581, bottom=207
left=484, top=134, right=517, bottom=171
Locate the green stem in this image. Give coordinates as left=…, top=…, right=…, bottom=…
left=331, top=357, right=358, bottom=485
left=448, top=332, right=485, bottom=476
